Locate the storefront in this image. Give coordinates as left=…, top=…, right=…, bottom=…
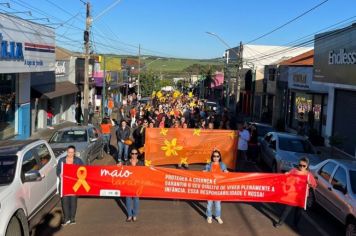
left=286, top=67, right=328, bottom=139
left=0, top=13, right=55, bottom=139
left=314, top=23, right=356, bottom=156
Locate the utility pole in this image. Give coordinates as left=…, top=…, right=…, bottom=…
left=235, top=41, right=243, bottom=114
left=137, top=44, right=141, bottom=97
left=83, top=1, right=91, bottom=125
left=102, top=56, right=106, bottom=118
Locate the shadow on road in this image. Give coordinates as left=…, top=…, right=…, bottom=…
left=187, top=200, right=206, bottom=218
left=33, top=209, right=62, bottom=236
left=114, top=197, right=128, bottom=217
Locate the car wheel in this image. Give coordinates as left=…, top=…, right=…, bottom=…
left=346, top=219, right=356, bottom=236
left=272, top=162, right=278, bottom=173
left=5, top=216, right=23, bottom=236
left=306, top=188, right=316, bottom=210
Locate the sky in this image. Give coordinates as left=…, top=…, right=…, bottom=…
left=3, top=0, right=356, bottom=59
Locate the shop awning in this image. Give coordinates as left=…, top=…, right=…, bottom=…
left=108, top=82, right=128, bottom=90
left=33, top=81, right=79, bottom=99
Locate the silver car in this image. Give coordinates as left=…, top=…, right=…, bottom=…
left=310, top=159, right=356, bottom=235
left=48, top=125, right=104, bottom=164
left=0, top=139, right=59, bottom=235
left=260, top=132, right=323, bottom=172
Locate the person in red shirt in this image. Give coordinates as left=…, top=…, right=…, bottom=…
left=203, top=149, right=229, bottom=224
left=274, top=156, right=317, bottom=229
left=100, top=117, right=112, bottom=154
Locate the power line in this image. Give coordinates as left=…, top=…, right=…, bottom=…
left=246, top=0, right=329, bottom=44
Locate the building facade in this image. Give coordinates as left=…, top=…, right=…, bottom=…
left=314, top=23, right=356, bottom=156
left=0, top=13, right=55, bottom=139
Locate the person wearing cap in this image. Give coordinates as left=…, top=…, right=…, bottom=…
left=203, top=149, right=228, bottom=224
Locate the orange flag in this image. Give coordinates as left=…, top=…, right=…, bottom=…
left=145, top=128, right=238, bottom=169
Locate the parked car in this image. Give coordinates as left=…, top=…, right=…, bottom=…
left=260, top=132, right=323, bottom=173
left=48, top=125, right=104, bottom=164
left=205, top=100, right=221, bottom=114
left=309, top=159, right=356, bottom=235
left=248, top=122, right=275, bottom=142
left=0, top=139, right=59, bottom=236
left=138, top=97, right=151, bottom=105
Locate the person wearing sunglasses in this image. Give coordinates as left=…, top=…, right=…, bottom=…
left=203, top=149, right=229, bottom=224
left=124, top=148, right=143, bottom=222
left=274, top=157, right=317, bottom=229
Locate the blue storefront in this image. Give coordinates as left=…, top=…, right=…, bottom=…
left=0, top=13, right=55, bottom=140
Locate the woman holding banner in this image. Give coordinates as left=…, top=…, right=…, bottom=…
left=123, top=148, right=143, bottom=222
left=56, top=145, right=84, bottom=226
left=274, top=157, right=317, bottom=229
left=204, top=149, right=229, bottom=224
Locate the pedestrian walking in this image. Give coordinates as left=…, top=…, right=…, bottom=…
left=274, top=157, right=317, bottom=229
left=88, top=102, right=94, bottom=124
left=121, top=148, right=143, bottom=222
left=56, top=145, right=84, bottom=226
left=75, top=103, right=83, bottom=125
left=204, top=149, right=228, bottom=224
left=100, top=117, right=112, bottom=154
left=116, top=120, right=131, bottom=162
left=236, top=123, right=250, bottom=171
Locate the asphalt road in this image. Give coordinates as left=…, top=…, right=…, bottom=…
left=31, top=150, right=345, bottom=236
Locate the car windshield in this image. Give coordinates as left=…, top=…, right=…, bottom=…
left=256, top=126, right=274, bottom=137
left=350, top=171, right=356, bottom=194
left=279, top=137, right=315, bottom=154
left=49, top=130, right=87, bottom=143
left=0, top=155, right=17, bottom=185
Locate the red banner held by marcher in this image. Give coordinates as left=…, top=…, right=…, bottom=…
left=61, top=164, right=308, bottom=208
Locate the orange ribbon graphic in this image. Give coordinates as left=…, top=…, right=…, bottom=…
left=73, top=166, right=91, bottom=192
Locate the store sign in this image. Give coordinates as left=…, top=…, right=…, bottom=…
left=292, top=74, right=308, bottom=89
left=0, top=33, right=24, bottom=60
left=329, top=49, right=356, bottom=65
left=0, top=14, right=55, bottom=73
left=288, top=67, right=328, bottom=92
left=314, top=25, right=356, bottom=86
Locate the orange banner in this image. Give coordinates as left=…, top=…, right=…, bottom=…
left=62, top=164, right=308, bottom=208
left=145, top=128, right=238, bottom=169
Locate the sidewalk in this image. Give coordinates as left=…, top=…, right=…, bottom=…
left=316, top=146, right=355, bottom=160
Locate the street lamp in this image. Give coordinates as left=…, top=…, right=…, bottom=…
left=206, top=32, right=241, bottom=109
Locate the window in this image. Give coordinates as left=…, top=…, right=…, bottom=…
left=35, top=144, right=51, bottom=168
left=264, top=134, right=272, bottom=142
left=350, top=171, right=356, bottom=194
left=22, top=150, right=39, bottom=175
left=268, top=68, right=276, bottom=81
left=270, top=140, right=276, bottom=150
left=331, top=167, right=347, bottom=194
left=49, top=130, right=87, bottom=143
left=0, top=155, right=17, bottom=185
left=278, top=137, right=315, bottom=154
left=318, top=162, right=337, bottom=182
left=88, top=128, right=96, bottom=140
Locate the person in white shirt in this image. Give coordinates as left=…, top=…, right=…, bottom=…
left=236, top=123, right=250, bottom=171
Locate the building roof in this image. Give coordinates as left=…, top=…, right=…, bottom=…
left=56, top=46, right=83, bottom=60
left=279, top=49, right=314, bottom=66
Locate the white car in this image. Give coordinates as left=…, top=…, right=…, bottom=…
left=0, top=139, right=59, bottom=236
